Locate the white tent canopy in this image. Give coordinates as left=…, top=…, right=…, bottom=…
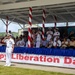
left=0, top=0, right=75, bottom=24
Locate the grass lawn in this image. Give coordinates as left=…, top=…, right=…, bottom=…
left=0, top=65, right=74, bottom=75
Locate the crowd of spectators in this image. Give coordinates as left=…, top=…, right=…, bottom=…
left=0, top=28, right=75, bottom=49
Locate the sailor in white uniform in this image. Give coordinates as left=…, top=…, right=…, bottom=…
left=36, top=30, right=42, bottom=48
left=53, top=28, right=60, bottom=41
left=2, top=33, right=15, bottom=66
left=46, top=28, right=53, bottom=42
left=53, top=38, right=61, bottom=48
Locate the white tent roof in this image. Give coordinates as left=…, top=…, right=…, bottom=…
left=0, top=0, right=75, bottom=24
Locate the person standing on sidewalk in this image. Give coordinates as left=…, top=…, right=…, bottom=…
left=2, top=33, right=15, bottom=66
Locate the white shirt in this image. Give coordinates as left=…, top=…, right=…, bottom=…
left=36, top=31, right=42, bottom=41
left=54, top=31, right=60, bottom=37
left=53, top=31, right=60, bottom=41
left=36, top=41, right=41, bottom=48
left=4, top=38, right=15, bottom=48
left=46, top=31, right=53, bottom=41
left=53, top=40, right=61, bottom=47
left=41, top=40, right=47, bottom=46
left=48, top=41, right=53, bottom=48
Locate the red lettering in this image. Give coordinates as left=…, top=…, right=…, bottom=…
left=40, top=56, right=44, bottom=62
left=44, top=56, right=46, bottom=62
left=15, top=54, right=18, bottom=59
left=12, top=54, right=16, bottom=59
left=73, top=60, right=75, bottom=64
left=19, top=54, right=23, bottom=60
left=54, top=58, right=60, bottom=63
left=4, top=55, right=6, bottom=60
left=30, top=56, right=33, bottom=60
left=24, top=56, right=29, bottom=60
left=0, top=54, right=4, bottom=59
left=64, top=57, right=72, bottom=64
left=34, top=56, right=39, bottom=61
left=6, top=54, right=61, bottom=64
left=47, top=58, right=52, bottom=62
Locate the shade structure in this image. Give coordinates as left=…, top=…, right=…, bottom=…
left=0, top=0, right=75, bottom=24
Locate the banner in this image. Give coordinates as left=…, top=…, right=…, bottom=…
left=0, top=53, right=75, bottom=68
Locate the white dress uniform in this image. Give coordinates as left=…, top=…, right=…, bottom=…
left=53, top=31, right=60, bottom=41
left=53, top=40, right=61, bottom=47
left=4, top=38, right=15, bottom=66
left=46, top=31, right=53, bottom=41
left=36, top=31, right=42, bottom=48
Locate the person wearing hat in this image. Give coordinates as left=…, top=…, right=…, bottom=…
left=69, top=37, right=75, bottom=49
left=53, top=37, right=61, bottom=48
left=2, top=33, right=15, bottom=66
left=36, top=30, right=42, bottom=48
left=46, top=28, right=53, bottom=42
left=53, top=28, right=60, bottom=41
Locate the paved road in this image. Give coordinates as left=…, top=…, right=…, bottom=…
left=0, top=61, right=75, bottom=74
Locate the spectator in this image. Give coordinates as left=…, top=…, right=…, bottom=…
left=32, top=30, right=36, bottom=41
left=0, top=37, right=3, bottom=46
left=36, top=30, right=42, bottom=48
left=53, top=38, right=61, bottom=48
left=15, top=36, right=19, bottom=46
left=47, top=38, right=53, bottom=48
left=46, top=28, right=53, bottom=42
left=61, top=38, right=69, bottom=49
left=69, top=37, right=75, bottom=49
left=32, top=30, right=36, bottom=47
left=25, top=41, right=29, bottom=47
left=53, top=28, right=60, bottom=41
left=16, top=37, right=25, bottom=47
left=41, top=37, right=48, bottom=48
left=68, top=31, right=75, bottom=40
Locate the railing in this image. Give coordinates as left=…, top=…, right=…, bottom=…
left=0, top=46, right=75, bottom=57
